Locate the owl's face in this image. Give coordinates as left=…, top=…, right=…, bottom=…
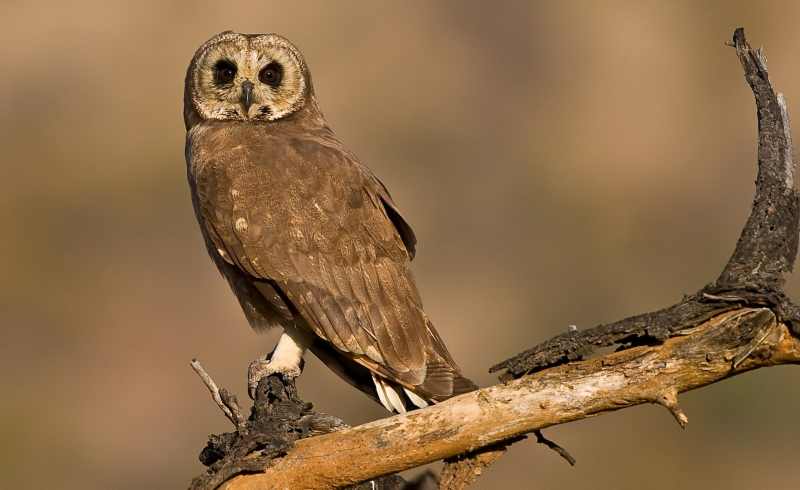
left=186, top=32, right=309, bottom=125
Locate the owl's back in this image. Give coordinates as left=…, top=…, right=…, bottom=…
left=187, top=121, right=410, bottom=278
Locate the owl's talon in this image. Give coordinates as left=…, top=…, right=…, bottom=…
left=247, top=356, right=270, bottom=399
left=247, top=356, right=302, bottom=399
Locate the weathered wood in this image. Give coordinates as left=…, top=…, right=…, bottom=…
left=717, top=27, right=798, bottom=290
left=489, top=296, right=735, bottom=379
left=222, top=308, right=800, bottom=489
left=491, top=27, right=800, bottom=379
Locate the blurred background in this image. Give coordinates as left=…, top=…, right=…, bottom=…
left=2, top=1, right=799, bottom=489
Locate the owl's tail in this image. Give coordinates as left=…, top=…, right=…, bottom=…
left=310, top=333, right=477, bottom=414
left=452, top=373, right=479, bottom=396
left=367, top=316, right=478, bottom=413
left=418, top=316, right=478, bottom=402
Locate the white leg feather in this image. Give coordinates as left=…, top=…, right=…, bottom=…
left=269, top=328, right=311, bottom=372
left=403, top=388, right=429, bottom=408
left=381, top=379, right=407, bottom=414
left=372, top=373, right=393, bottom=412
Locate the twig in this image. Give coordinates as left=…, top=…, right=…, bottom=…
left=652, top=389, right=688, bottom=429
left=191, top=359, right=246, bottom=429
left=533, top=430, right=576, bottom=466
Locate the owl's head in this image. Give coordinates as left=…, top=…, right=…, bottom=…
left=184, top=32, right=313, bottom=129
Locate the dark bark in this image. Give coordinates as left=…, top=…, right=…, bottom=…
left=190, top=373, right=421, bottom=490
left=717, top=28, right=799, bottom=291
left=491, top=28, right=800, bottom=381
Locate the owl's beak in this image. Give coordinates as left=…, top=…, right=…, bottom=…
left=240, top=80, right=255, bottom=112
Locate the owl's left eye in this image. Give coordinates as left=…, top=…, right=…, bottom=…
left=259, top=62, right=283, bottom=87
left=213, top=60, right=237, bottom=85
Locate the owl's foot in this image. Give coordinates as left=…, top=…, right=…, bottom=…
left=248, top=355, right=303, bottom=399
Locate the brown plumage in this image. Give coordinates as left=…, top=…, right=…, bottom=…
left=184, top=32, right=475, bottom=411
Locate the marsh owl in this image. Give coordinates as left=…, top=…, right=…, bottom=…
left=184, top=31, right=475, bottom=413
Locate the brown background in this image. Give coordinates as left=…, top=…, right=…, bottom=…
left=2, top=1, right=799, bottom=489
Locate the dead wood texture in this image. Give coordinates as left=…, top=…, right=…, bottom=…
left=190, top=28, right=800, bottom=490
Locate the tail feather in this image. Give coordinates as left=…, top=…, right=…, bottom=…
left=418, top=316, right=477, bottom=402
left=452, top=373, right=478, bottom=396
left=403, top=387, right=429, bottom=408
left=310, top=327, right=477, bottom=414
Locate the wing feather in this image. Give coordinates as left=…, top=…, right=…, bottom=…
left=188, top=123, right=470, bottom=401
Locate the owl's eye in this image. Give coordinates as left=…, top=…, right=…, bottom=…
left=259, top=62, right=283, bottom=87
left=213, top=60, right=237, bottom=85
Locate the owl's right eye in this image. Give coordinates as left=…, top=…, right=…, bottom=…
left=213, top=60, right=237, bottom=85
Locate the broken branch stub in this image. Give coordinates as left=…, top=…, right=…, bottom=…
left=492, top=28, right=800, bottom=379
left=716, top=27, right=799, bottom=290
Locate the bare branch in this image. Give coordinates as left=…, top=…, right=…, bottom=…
left=651, top=388, right=688, bottom=429
left=191, top=359, right=246, bottom=429
left=489, top=298, right=734, bottom=379
left=491, top=28, right=800, bottom=379
left=716, top=27, right=798, bottom=290
left=220, top=309, right=800, bottom=489
left=533, top=430, right=576, bottom=466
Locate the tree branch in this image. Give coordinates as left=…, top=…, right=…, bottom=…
left=190, top=28, right=800, bottom=489
left=221, top=309, right=800, bottom=489
left=717, top=27, right=799, bottom=291
left=489, top=26, right=800, bottom=379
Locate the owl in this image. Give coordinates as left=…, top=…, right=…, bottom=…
left=184, top=31, right=475, bottom=413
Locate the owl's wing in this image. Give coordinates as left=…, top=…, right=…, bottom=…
left=192, top=128, right=469, bottom=400
left=364, top=170, right=417, bottom=260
